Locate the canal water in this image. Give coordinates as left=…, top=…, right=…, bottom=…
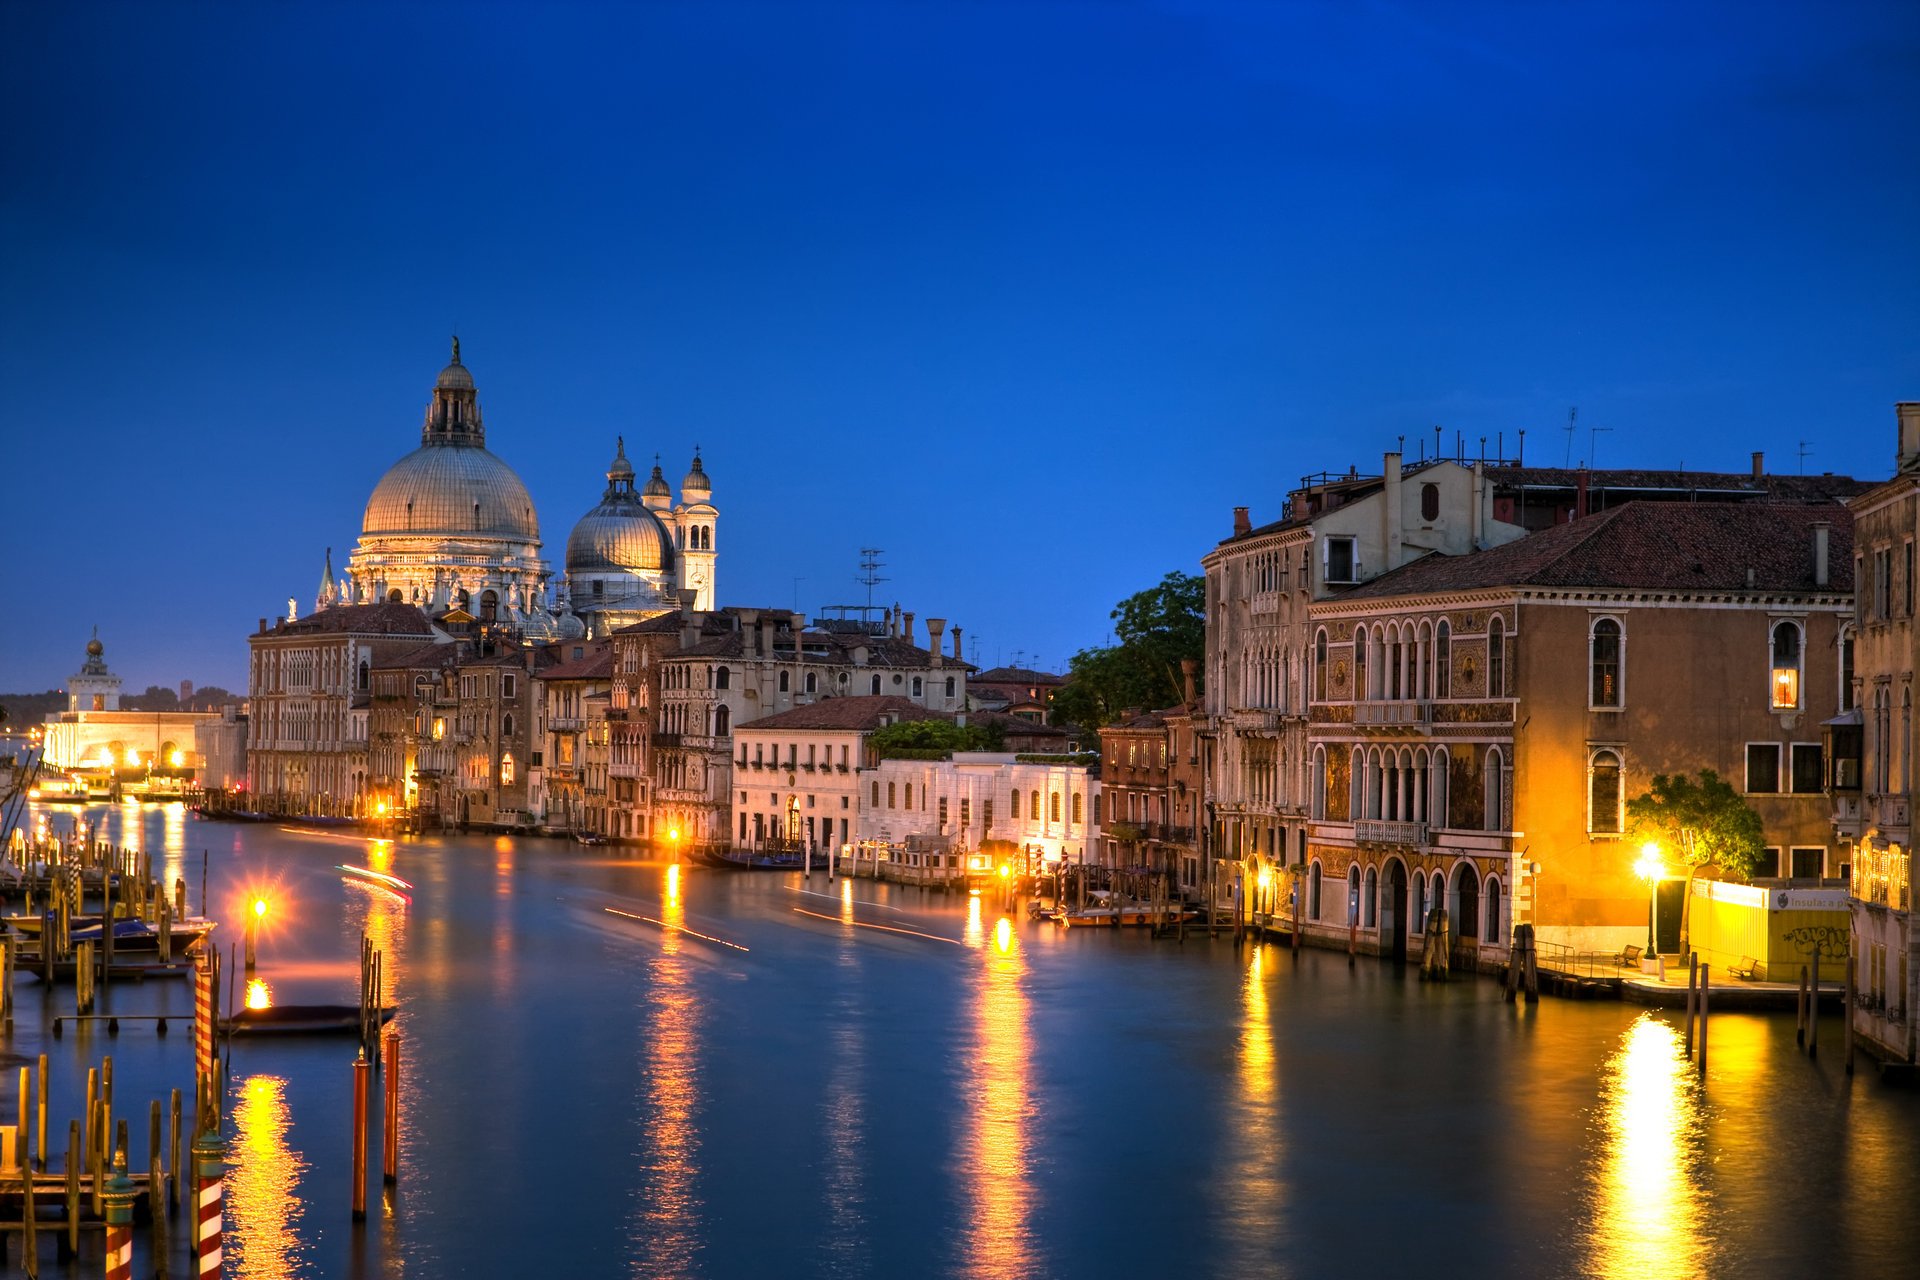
left=10, top=802, right=1917, bottom=1279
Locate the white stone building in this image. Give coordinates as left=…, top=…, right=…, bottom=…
left=857, top=752, right=1100, bottom=884
left=730, top=696, right=937, bottom=858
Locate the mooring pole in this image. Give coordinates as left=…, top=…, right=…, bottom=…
left=351, top=1049, right=369, bottom=1222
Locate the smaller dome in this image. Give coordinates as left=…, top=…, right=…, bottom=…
left=643, top=459, right=671, bottom=499
left=608, top=437, right=635, bottom=482
left=436, top=336, right=473, bottom=390
left=682, top=450, right=711, bottom=498
left=86, top=637, right=104, bottom=657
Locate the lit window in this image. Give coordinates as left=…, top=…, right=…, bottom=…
left=1590, top=618, right=1622, bottom=708
left=1770, top=621, right=1802, bottom=709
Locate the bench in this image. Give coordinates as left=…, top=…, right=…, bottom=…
left=1614, top=943, right=1642, bottom=968
left=1730, top=956, right=1760, bottom=980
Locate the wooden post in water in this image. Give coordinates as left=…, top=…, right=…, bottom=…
left=1808, top=962, right=1819, bottom=1060
left=38, top=1053, right=49, bottom=1169
left=150, top=1140, right=170, bottom=1279
left=383, top=1034, right=401, bottom=1185
left=19, top=1145, right=37, bottom=1278
left=1685, top=952, right=1698, bottom=1058
left=351, top=1049, right=369, bottom=1222
left=1845, top=947, right=1856, bottom=1076
left=1698, top=964, right=1710, bottom=1076
left=169, top=1088, right=182, bottom=1213
left=1797, top=965, right=1808, bottom=1045
left=63, top=1120, right=80, bottom=1262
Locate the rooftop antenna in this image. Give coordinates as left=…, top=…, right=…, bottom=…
left=1517, top=428, right=1526, bottom=466
left=1589, top=423, right=1613, bottom=470
left=1563, top=407, right=1577, bottom=468
left=856, top=547, right=887, bottom=619
left=1434, top=425, right=1443, bottom=461
left=1797, top=440, right=1813, bottom=474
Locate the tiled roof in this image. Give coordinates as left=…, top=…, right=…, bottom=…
left=540, top=645, right=614, bottom=681
left=264, top=602, right=434, bottom=637
left=1344, top=502, right=1855, bottom=599
left=664, top=630, right=973, bottom=671
left=1102, top=709, right=1172, bottom=732
left=1492, top=465, right=1866, bottom=502
left=971, top=667, right=1065, bottom=684
left=736, top=696, right=945, bottom=732
left=372, top=639, right=460, bottom=670
left=969, top=710, right=1069, bottom=738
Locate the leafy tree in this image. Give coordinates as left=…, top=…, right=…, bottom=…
left=1050, top=571, right=1204, bottom=734
left=1626, top=769, right=1766, bottom=949
left=868, top=719, right=1003, bottom=759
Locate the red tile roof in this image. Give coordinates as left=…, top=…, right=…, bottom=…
left=736, top=696, right=945, bottom=732
left=540, top=644, right=614, bottom=681
left=1344, top=501, right=1854, bottom=599
left=263, top=602, right=434, bottom=637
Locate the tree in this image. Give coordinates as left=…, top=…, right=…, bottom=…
left=868, top=719, right=1003, bottom=759
left=1050, top=571, right=1205, bottom=735
left=1626, top=768, right=1766, bottom=949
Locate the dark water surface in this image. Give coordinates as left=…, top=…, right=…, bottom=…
left=13, top=803, right=1917, bottom=1279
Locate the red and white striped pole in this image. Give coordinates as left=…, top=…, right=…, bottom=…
left=193, top=949, right=217, bottom=1083
left=103, top=1145, right=136, bottom=1280
left=192, top=1113, right=226, bottom=1278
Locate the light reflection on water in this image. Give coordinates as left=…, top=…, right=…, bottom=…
left=228, top=1073, right=311, bottom=1280
left=1219, top=941, right=1285, bottom=1269
left=1586, top=1014, right=1710, bottom=1278
left=818, top=873, right=870, bottom=1277
left=957, top=899, right=1034, bottom=1280
left=630, top=862, right=703, bottom=1279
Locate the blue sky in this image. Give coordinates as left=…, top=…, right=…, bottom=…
left=2, top=1, right=1915, bottom=694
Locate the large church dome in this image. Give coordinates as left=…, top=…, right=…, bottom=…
left=363, top=446, right=539, bottom=539
left=566, top=439, right=674, bottom=574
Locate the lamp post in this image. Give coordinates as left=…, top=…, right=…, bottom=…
left=1635, top=844, right=1663, bottom=957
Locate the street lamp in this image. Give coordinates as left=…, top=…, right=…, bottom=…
left=245, top=895, right=269, bottom=973
left=1635, top=844, right=1663, bottom=957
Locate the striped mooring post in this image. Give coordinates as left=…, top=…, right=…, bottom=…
left=192, top=1119, right=227, bottom=1278
left=103, top=1146, right=137, bottom=1280
left=194, top=952, right=217, bottom=1083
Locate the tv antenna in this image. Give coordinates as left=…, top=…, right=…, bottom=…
left=856, top=548, right=888, bottom=616
left=1563, top=407, right=1577, bottom=468
left=1797, top=441, right=1812, bottom=474
left=1588, top=424, right=1612, bottom=470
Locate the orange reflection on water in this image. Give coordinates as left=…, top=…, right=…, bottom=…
left=245, top=979, right=272, bottom=1010
left=631, top=861, right=701, bottom=1276
left=227, top=1074, right=310, bottom=1279
left=1219, top=942, right=1283, bottom=1269
left=821, top=871, right=868, bottom=1271
left=964, top=891, right=984, bottom=948
left=958, top=918, right=1034, bottom=1280
left=1587, top=1014, right=1708, bottom=1278
left=343, top=866, right=406, bottom=1006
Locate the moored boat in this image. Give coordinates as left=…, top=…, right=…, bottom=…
left=221, top=1003, right=398, bottom=1036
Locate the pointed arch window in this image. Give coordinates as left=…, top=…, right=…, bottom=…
left=1353, top=627, right=1367, bottom=701
left=1435, top=620, right=1451, bottom=698
left=1488, top=615, right=1506, bottom=698
left=1314, top=629, right=1329, bottom=701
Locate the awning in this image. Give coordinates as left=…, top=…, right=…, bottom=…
left=1822, top=708, right=1863, bottom=726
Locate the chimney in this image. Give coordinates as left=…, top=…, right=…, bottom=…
left=760, top=615, right=776, bottom=662
left=1751, top=450, right=1764, bottom=478
left=789, top=612, right=806, bottom=656
left=275, top=616, right=284, bottom=629
left=1814, top=521, right=1831, bottom=587
left=1232, top=506, right=1251, bottom=536
left=1574, top=468, right=1589, bottom=521
left=902, top=611, right=915, bottom=646
left=952, top=625, right=963, bottom=662
left=259, top=618, right=267, bottom=634
left=925, top=618, right=946, bottom=668
left=1898, top=402, right=1920, bottom=471
left=853, top=644, right=869, bottom=667
left=1383, top=451, right=1402, bottom=570
left=1181, top=657, right=1198, bottom=706
left=739, top=608, right=759, bottom=658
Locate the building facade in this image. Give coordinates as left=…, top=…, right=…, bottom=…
left=857, top=752, right=1100, bottom=882
left=730, top=696, right=938, bottom=859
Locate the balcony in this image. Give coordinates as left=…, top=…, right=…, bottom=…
left=1853, top=845, right=1911, bottom=912
left=1355, top=819, right=1427, bottom=847
left=652, top=733, right=682, bottom=749
left=1232, top=709, right=1283, bottom=732
left=549, top=716, right=583, bottom=732
left=1879, top=795, right=1911, bottom=831
left=1353, top=701, right=1430, bottom=729
left=610, top=760, right=644, bottom=779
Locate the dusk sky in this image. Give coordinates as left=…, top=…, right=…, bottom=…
left=3, top=1, right=1915, bottom=696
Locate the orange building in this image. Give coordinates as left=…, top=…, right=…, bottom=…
left=1303, top=501, right=1853, bottom=967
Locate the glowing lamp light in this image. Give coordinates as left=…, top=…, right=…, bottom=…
left=1257, top=865, right=1274, bottom=890
left=1635, top=846, right=1663, bottom=882
left=998, top=864, right=1012, bottom=879
left=169, top=751, right=185, bottom=767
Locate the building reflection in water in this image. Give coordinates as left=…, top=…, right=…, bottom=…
left=957, top=900, right=1034, bottom=1280
left=1218, top=941, right=1284, bottom=1269
left=818, top=874, right=870, bottom=1276
left=1586, top=1014, right=1708, bottom=1278
left=343, top=842, right=407, bottom=1007
left=227, top=1073, right=311, bottom=1279
left=161, top=800, right=188, bottom=895
left=630, top=862, right=703, bottom=1277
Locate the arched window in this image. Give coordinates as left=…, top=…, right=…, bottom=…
left=715, top=666, right=731, bottom=690
left=1488, top=616, right=1506, bottom=697
left=1011, top=790, right=1021, bottom=820
left=870, top=674, right=882, bottom=694
left=1483, top=878, right=1502, bottom=943
left=1314, top=629, right=1329, bottom=701
left=912, top=677, right=923, bottom=697
left=1770, top=620, right=1802, bottom=709
left=1590, top=618, right=1623, bottom=708
left=1308, top=861, right=1323, bottom=920
left=387, top=589, right=403, bottom=603
left=1435, top=620, right=1451, bottom=698
left=1421, top=482, right=1440, bottom=521
left=1354, top=627, right=1368, bottom=701
left=1433, top=748, right=1451, bottom=829
left=1364, top=866, right=1378, bottom=927
left=714, top=705, right=730, bottom=735
left=1452, top=864, right=1480, bottom=942
left=945, top=676, right=956, bottom=698
left=1348, top=865, right=1361, bottom=924
left=1484, top=747, right=1506, bottom=832
left=1411, top=872, right=1426, bottom=930
left=1031, top=790, right=1041, bottom=823
left=502, top=713, right=514, bottom=737
left=1072, top=793, right=1083, bottom=825
left=480, top=589, right=499, bottom=622
left=499, top=752, right=515, bottom=785
left=1049, top=792, right=1061, bottom=823
left=778, top=671, right=790, bottom=693
left=1588, top=749, right=1623, bottom=834
left=1311, top=745, right=1327, bottom=819
left=357, top=660, right=370, bottom=692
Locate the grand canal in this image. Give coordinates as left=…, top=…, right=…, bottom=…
left=11, top=802, right=1918, bottom=1278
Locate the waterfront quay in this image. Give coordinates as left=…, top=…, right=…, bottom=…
left=4, top=801, right=1917, bottom=1280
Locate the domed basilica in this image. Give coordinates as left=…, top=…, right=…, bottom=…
left=326, top=341, right=716, bottom=639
